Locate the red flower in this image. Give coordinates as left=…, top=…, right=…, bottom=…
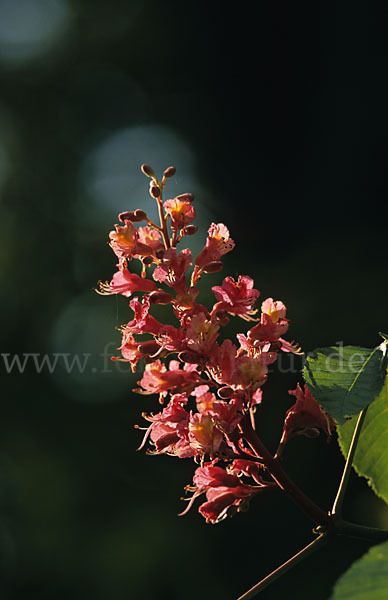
left=279, top=383, right=334, bottom=450
left=188, top=412, right=224, bottom=455
left=208, top=339, right=238, bottom=386
left=140, top=396, right=193, bottom=456
left=153, top=248, right=192, bottom=293
left=195, top=223, right=235, bottom=267
left=138, top=359, right=203, bottom=397
left=195, top=391, right=243, bottom=434
left=109, top=219, right=139, bottom=259
left=248, top=298, right=289, bottom=344
left=164, top=197, right=196, bottom=230
left=97, top=269, right=158, bottom=297
left=192, top=465, right=260, bottom=523
left=184, top=312, right=220, bottom=355
left=137, top=226, right=164, bottom=254
left=193, top=465, right=242, bottom=489
left=112, top=331, right=144, bottom=372
left=212, top=275, right=260, bottom=318
left=234, top=353, right=276, bottom=390
left=125, top=296, right=163, bottom=336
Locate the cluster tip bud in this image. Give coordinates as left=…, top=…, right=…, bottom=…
left=119, top=209, right=147, bottom=223
left=138, top=340, right=160, bottom=356
left=149, top=291, right=173, bottom=305
left=163, top=166, right=176, bottom=178
left=178, top=350, right=201, bottom=364
left=183, top=225, right=198, bottom=236
left=142, top=256, right=154, bottom=266
left=141, top=164, right=155, bottom=178
left=149, top=181, right=161, bottom=199
left=217, top=386, right=234, bottom=399
left=203, top=261, right=224, bottom=273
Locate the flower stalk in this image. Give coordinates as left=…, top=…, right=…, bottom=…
left=241, top=417, right=332, bottom=527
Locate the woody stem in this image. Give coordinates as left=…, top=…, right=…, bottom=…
left=241, top=417, right=331, bottom=527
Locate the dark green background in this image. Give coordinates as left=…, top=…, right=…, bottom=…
left=1, top=1, right=387, bottom=598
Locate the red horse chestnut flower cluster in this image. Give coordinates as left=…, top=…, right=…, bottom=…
left=98, top=165, right=333, bottom=524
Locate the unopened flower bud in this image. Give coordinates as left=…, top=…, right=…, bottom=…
left=183, top=225, right=198, bottom=236
left=118, top=209, right=147, bottom=223
left=215, top=309, right=229, bottom=326
left=203, top=261, right=223, bottom=273
left=178, top=350, right=201, bottom=364
left=217, top=386, right=234, bottom=399
left=176, top=193, right=194, bottom=203
left=141, top=164, right=154, bottom=178
left=138, top=340, right=160, bottom=355
left=238, top=499, right=250, bottom=513
left=163, top=166, right=176, bottom=178
left=149, top=291, right=173, bottom=304
left=149, top=181, right=161, bottom=198
left=142, top=255, right=154, bottom=265
left=143, top=355, right=157, bottom=365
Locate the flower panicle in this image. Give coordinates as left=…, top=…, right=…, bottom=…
left=98, top=164, right=328, bottom=523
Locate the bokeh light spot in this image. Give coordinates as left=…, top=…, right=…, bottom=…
left=0, top=0, right=71, bottom=66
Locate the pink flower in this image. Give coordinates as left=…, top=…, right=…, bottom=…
left=125, top=296, right=163, bottom=336
left=173, top=287, right=209, bottom=323
left=195, top=391, right=243, bottom=434
left=261, top=298, right=287, bottom=322
left=193, top=465, right=242, bottom=489
left=195, top=223, right=235, bottom=267
left=97, top=269, right=158, bottom=297
left=247, top=297, right=289, bottom=344
left=198, top=487, right=252, bottom=523
left=111, top=331, right=143, bottom=372
left=164, top=197, right=196, bottom=230
left=189, top=465, right=260, bottom=523
left=209, top=399, right=243, bottom=433
left=188, top=412, right=224, bottom=455
left=232, top=352, right=277, bottom=396
left=155, top=324, right=186, bottom=353
left=139, top=397, right=193, bottom=456
left=138, top=359, right=203, bottom=397
left=279, top=383, right=334, bottom=449
left=109, top=220, right=139, bottom=259
left=208, top=339, right=238, bottom=386
left=212, top=275, right=260, bottom=318
left=185, top=313, right=219, bottom=355
left=153, top=248, right=192, bottom=293
left=137, top=226, right=164, bottom=254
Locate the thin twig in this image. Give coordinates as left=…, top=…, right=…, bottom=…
left=331, top=407, right=368, bottom=518
left=237, top=534, right=328, bottom=600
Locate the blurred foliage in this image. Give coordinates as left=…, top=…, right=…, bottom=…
left=1, top=1, right=388, bottom=599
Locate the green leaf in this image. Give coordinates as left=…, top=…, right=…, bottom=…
left=337, top=372, right=388, bottom=505
left=331, top=539, right=388, bottom=599
left=303, top=344, right=387, bottom=424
